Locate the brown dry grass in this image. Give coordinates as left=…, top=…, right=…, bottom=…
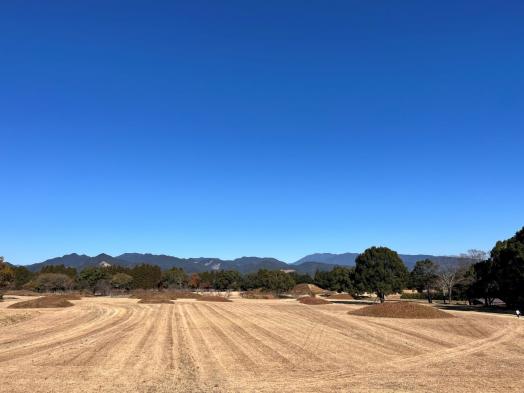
left=349, top=301, right=454, bottom=319
left=297, top=296, right=330, bottom=305
left=291, top=283, right=325, bottom=297
left=169, top=290, right=202, bottom=299
left=3, top=290, right=40, bottom=297
left=0, top=297, right=523, bottom=393
left=326, top=293, right=354, bottom=300
left=7, top=296, right=74, bottom=309
left=131, top=290, right=201, bottom=301
left=241, top=289, right=277, bottom=299
left=197, top=295, right=232, bottom=302
left=137, top=298, right=174, bottom=304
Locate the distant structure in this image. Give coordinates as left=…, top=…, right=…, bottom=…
left=98, top=261, right=111, bottom=268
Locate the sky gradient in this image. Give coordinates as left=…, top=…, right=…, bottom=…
left=1, top=1, right=523, bottom=265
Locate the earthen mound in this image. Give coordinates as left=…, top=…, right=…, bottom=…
left=349, top=301, right=454, bottom=319
left=298, top=296, right=330, bottom=305
left=291, top=284, right=325, bottom=297
left=8, top=296, right=74, bottom=309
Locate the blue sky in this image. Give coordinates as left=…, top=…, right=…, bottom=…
left=1, top=1, right=523, bottom=265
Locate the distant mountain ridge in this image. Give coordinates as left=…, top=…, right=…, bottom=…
left=22, top=251, right=470, bottom=274
left=295, top=252, right=470, bottom=269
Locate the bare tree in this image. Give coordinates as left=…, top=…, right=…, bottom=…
left=437, top=259, right=471, bottom=304
left=460, top=249, right=488, bottom=262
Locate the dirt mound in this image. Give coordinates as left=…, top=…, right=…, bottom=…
left=241, top=289, right=277, bottom=299
left=8, top=296, right=74, bottom=309
left=138, top=298, right=174, bottom=304
left=349, top=301, right=454, bottom=319
left=291, top=284, right=325, bottom=297
left=298, top=296, right=330, bottom=305
left=327, top=293, right=354, bottom=300
left=197, top=295, right=232, bottom=302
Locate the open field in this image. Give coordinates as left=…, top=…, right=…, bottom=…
left=0, top=296, right=523, bottom=393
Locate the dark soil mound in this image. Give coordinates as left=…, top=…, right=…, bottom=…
left=349, top=301, right=454, bottom=319
left=8, top=296, right=74, bottom=309
left=197, top=295, right=232, bottom=302
left=138, top=298, right=174, bottom=304
left=298, top=296, right=330, bottom=305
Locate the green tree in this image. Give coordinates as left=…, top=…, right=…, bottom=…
left=469, top=260, right=499, bottom=306
left=129, top=264, right=162, bottom=289
left=161, top=268, right=187, bottom=289
left=254, top=269, right=295, bottom=294
left=111, top=273, right=134, bottom=291
left=31, top=273, right=74, bottom=292
left=40, top=264, right=77, bottom=279
left=313, top=270, right=331, bottom=289
left=355, top=247, right=408, bottom=302
left=0, top=257, right=15, bottom=291
left=489, top=227, right=524, bottom=307
left=410, top=259, right=438, bottom=303
left=329, top=266, right=354, bottom=293
left=214, top=270, right=242, bottom=291
left=79, top=267, right=111, bottom=294
left=288, top=272, right=314, bottom=285
left=12, top=266, right=35, bottom=289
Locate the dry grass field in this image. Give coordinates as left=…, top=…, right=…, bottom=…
left=0, top=296, right=523, bottom=393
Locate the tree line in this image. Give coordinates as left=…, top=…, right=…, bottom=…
left=0, top=226, right=522, bottom=306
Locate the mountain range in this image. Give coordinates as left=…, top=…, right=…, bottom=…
left=21, top=252, right=470, bottom=275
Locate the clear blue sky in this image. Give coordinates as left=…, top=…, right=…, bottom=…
left=1, top=1, right=523, bottom=265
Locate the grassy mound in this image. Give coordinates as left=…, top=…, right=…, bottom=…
left=349, top=301, right=454, bottom=319
left=298, top=296, right=330, bottom=305
left=291, top=284, right=325, bottom=297
left=8, top=296, right=74, bottom=309
left=241, top=289, right=277, bottom=299
left=138, top=298, right=174, bottom=304
left=197, top=295, right=232, bottom=302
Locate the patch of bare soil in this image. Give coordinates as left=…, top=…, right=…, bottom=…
left=8, top=296, right=74, bottom=309
left=297, top=296, right=330, bottom=305
left=197, top=295, right=232, bottom=302
left=349, top=301, right=454, bottom=319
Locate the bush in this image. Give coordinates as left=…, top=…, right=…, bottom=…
left=401, top=292, right=447, bottom=301
left=30, top=273, right=74, bottom=292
